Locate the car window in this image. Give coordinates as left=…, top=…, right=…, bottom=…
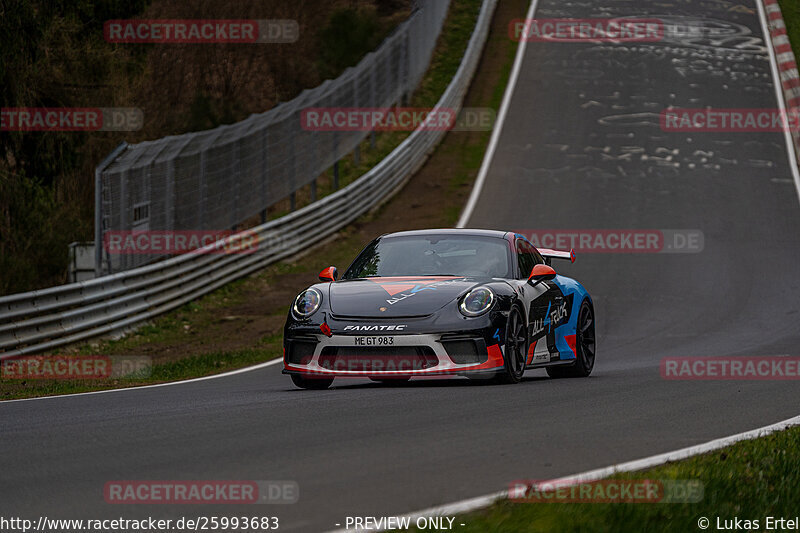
left=344, top=235, right=512, bottom=278
left=516, top=238, right=543, bottom=278
left=516, top=239, right=535, bottom=278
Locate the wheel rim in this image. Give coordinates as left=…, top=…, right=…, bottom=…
left=578, top=304, right=595, bottom=369
left=506, top=309, right=526, bottom=375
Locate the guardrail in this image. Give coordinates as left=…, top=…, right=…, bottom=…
left=0, top=0, right=498, bottom=358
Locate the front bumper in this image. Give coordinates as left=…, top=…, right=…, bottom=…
left=282, top=332, right=505, bottom=377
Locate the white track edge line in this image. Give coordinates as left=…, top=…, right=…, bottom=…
left=327, top=414, right=800, bottom=532
left=756, top=0, right=800, bottom=204
left=456, top=0, right=539, bottom=228
left=0, top=358, right=283, bottom=404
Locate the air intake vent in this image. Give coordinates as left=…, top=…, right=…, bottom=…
left=441, top=338, right=487, bottom=365
left=286, top=339, right=317, bottom=365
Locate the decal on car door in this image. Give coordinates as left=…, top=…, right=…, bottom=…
left=527, top=282, right=573, bottom=363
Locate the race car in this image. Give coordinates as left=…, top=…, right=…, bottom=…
left=282, top=229, right=595, bottom=389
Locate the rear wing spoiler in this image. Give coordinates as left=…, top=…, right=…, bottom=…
left=538, top=248, right=576, bottom=265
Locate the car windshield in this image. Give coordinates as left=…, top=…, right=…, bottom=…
left=343, top=235, right=511, bottom=279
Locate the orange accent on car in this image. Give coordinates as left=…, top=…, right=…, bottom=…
left=320, top=322, right=333, bottom=337
left=527, top=339, right=537, bottom=365
left=529, top=264, right=556, bottom=281
left=564, top=334, right=577, bottom=356
left=486, top=343, right=504, bottom=367
left=319, top=267, right=338, bottom=282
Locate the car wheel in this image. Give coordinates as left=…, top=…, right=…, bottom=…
left=496, top=306, right=527, bottom=384
left=547, top=299, right=595, bottom=378
left=291, top=374, right=334, bottom=390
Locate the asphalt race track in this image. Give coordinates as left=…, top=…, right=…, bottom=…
left=2, top=0, right=800, bottom=531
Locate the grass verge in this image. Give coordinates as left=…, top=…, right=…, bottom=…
left=444, top=425, right=800, bottom=532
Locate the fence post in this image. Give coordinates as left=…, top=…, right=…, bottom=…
left=94, top=167, right=103, bottom=277
left=94, top=142, right=127, bottom=277
left=119, top=168, right=130, bottom=272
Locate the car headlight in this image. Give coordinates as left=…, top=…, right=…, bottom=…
left=292, top=288, right=322, bottom=319
left=459, top=287, right=495, bottom=317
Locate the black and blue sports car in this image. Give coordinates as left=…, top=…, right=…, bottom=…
left=283, top=229, right=595, bottom=389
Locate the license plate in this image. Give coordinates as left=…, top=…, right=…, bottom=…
left=353, top=336, right=395, bottom=346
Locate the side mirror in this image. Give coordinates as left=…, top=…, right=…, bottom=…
left=528, top=264, right=556, bottom=285
left=319, top=266, right=339, bottom=282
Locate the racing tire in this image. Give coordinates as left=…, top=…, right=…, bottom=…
left=495, top=306, right=528, bottom=384
left=291, top=374, right=334, bottom=390
left=547, top=299, right=595, bottom=378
